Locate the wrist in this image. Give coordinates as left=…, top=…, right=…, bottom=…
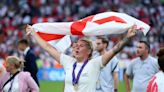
left=114, top=89, right=118, bottom=92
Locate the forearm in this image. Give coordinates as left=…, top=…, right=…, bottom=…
left=113, top=72, right=119, bottom=92
left=112, top=37, right=130, bottom=55
left=102, top=37, right=131, bottom=66
left=31, top=31, right=50, bottom=50
left=30, top=29, right=61, bottom=62
left=124, top=74, right=131, bottom=92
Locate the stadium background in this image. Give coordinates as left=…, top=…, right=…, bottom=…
left=0, top=0, right=164, bottom=92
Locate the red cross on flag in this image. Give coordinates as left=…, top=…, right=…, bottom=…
left=32, top=12, right=150, bottom=52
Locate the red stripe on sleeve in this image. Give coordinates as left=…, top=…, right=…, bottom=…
left=147, top=76, right=158, bottom=92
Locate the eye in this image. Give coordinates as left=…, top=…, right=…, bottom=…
left=80, top=45, right=84, bottom=47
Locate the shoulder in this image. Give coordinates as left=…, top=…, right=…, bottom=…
left=111, top=56, right=119, bottom=63
left=60, top=53, right=76, bottom=66
left=19, top=71, right=31, bottom=78
left=148, top=56, right=157, bottom=62
left=90, top=56, right=102, bottom=62
left=151, top=71, right=164, bottom=85
left=89, top=56, right=103, bottom=67
left=60, top=53, right=75, bottom=61
left=147, top=56, right=158, bottom=67
left=0, top=72, right=10, bottom=80
left=130, top=57, right=140, bottom=65
left=155, top=71, right=164, bottom=77
left=27, top=49, right=35, bottom=56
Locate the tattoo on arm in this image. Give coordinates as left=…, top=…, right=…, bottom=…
left=113, top=37, right=130, bottom=54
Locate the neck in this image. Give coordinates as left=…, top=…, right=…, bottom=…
left=77, top=57, right=88, bottom=63
left=140, top=54, right=149, bottom=60
left=100, top=49, right=106, bottom=55
left=10, top=69, right=18, bottom=75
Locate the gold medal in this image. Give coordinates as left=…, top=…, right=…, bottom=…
left=74, top=84, right=78, bottom=91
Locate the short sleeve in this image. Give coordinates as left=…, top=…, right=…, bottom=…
left=111, top=57, right=119, bottom=72
left=60, top=53, right=76, bottom=69
left=152, top=58, right=160, bottom=73
left=89, top=56, right=103, bottom=70
left=126, top=61, right=134, bottom=76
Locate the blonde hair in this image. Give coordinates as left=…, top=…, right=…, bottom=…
left=6, top=56, right=24, bottom=69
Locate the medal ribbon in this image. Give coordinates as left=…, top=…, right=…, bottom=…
left=72, top=60, right=88, bottom=86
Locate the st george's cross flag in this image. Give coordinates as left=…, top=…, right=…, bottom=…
left=31, top=12, right=150, bottom=52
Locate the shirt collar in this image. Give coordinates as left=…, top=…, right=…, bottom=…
left=24, top=47, right=30, bottom=55
left=140, top=55, right=150, bottom=63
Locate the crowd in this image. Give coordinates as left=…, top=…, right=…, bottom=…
left=0, top=0, right=164, bottom=68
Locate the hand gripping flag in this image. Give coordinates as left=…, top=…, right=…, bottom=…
left=32, top=12, right=150, bottom=52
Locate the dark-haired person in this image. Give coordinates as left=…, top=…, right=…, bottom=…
left=0, top=56, right=39, bottom=92
left=18, top=39, right=39, bottom=86
left=26, top=25, right=138, bottom=92
left=146, top=48, right=164, bottom=92
left=95, top=36, right=119, bottom=92
left=124, top=41, right=159, bottom=92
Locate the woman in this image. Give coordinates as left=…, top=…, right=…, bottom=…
left=26, top=25, right=138, bottom=92
left=0, top=56, right=39, bottom=92
left=0, top=63, right=5, bottom=78
left=147, top=48, right=164, bottom=92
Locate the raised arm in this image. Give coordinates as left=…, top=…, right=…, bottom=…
left=102, top=26, right=137, bottom=66
left=26, top=25, right=61, bottom=63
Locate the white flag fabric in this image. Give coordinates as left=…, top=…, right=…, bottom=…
left=147, top=71, right=164, bottom=92
left=32, top=12, right=150, bottom=52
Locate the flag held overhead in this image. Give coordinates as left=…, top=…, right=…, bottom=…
left=32, top=12, right=150, bottom=52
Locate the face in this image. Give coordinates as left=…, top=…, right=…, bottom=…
left=136, top=43, right=148, bottom=57
left=96, top=39, right=105, bottom=52
left=18, top=43, right=25, bottom=51
left=5, top=61, right=15, bottom=73
left=74, top=40, right=91, bottom=60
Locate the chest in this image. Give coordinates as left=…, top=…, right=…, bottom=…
left=3, top=75, right=19, bottom=92
left=132, top=62, right=155, bottom=75
left=64, top=62, right=100, bottom=85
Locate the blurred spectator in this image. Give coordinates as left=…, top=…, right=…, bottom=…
left=0, top=0, right=163, bottom=69
left=18, top=39, right=39, bottom=87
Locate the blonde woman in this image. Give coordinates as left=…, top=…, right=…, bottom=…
left=0, top=56, right=39, bottom=92
left=26, top=25, right=138, bottom=92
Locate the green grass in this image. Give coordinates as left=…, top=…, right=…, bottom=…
left=40, top=81, right=130, bottom=92
left=40, top=81, right=64, bottom=92
left=118, top=81, right=127, bottom=92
